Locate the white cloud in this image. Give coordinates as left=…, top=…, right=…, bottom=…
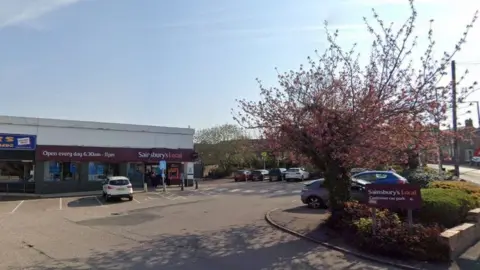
left=0, top=0, right=87, bottom=29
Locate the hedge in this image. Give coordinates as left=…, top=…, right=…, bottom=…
left=428, top=181, right=480, bottom=203
left=418, top=188, right=478, bottom=228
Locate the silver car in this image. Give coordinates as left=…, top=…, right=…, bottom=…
left=300, top=179, right=369, bottom=209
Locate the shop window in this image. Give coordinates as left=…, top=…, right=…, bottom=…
left=128, top=163, right=144, bottom=179
left=0, top=161, right=34, bottom=182
left=43, top=161, right=79, bottom=182
left=88, top=162, right=119, bottom=181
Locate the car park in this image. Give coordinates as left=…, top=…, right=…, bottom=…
left=285, top=168, right=310, bottom=182
left=268, top=168, right=287, bottom=181
left=102, top=176, right=134, bottom=201
left=234, top=170, right=251, bottom=182
left=300, top=178, right=368, bottom=208
left=251, top=170, right=270, bottom=181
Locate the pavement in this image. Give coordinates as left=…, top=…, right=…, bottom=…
left=0, top=179, right=399, bottom=270
left=427, top=164, right=480, bottom=185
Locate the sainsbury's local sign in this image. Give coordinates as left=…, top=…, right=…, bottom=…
left=366, top=184, right=422, bottom=209
left=36, top=145, right=192, bottom=162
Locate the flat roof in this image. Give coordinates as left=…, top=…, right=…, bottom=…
left=0, top=115, right=194, bottom=135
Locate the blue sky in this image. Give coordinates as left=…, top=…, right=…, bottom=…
left=0, top=0, right=479, bottom=129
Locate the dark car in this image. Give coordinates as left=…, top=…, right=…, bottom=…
left=234, top=170, right=251, bottom=182
left=250, top=170, right=269, bottom=181
left=268, top=168, right=287, bottom=182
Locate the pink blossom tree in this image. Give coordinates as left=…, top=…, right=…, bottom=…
left=233, top=0, right=478, bottom=211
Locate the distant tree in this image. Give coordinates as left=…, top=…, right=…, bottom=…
left=233, top=0, right=478, bottom=212
left=194, top=124, right=254, bottom=170
left=194, top=124, right=247, bottom=144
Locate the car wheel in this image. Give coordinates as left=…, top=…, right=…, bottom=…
left=307, top=196, right=324, bottom=209
left=105, top=195, right=110, bottom=202
left=128, top=196, right=133, bottom=201
left=102, top=192, right=106, bottom=198
left=301, top=175, right=305, bottom=181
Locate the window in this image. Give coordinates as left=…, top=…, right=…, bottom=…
left=0, top=161, right=33, bottom=182
left=466, top=149, right=474, bottom=162
left=43, top=161, right=79, bottom=182
left=375, top=174, right=388, bottom=179
left=353, top=173, right=376, bottom=182
left=109, top=179, right=130, bottom=186
left=88, top=162, right=119, bottom=181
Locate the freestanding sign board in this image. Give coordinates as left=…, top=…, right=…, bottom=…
left=186, top=162, right=194, bottom=180
left=365, top=184, right=422, bottom=209
left=365, top=184, right=422, bottom=234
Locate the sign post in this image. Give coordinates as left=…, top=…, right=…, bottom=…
left=159, top=160, right=167, bottom=192
left=365, top=184, right=422, bottom=234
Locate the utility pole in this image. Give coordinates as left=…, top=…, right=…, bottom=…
left=434, top=87, right=443, bottom=173
left=451, top=60, right=460, bottom=177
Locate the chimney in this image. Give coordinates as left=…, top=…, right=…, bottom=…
left=465, top=118, right=474, bottom=127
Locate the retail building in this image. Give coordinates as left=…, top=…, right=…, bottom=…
left=0, top=115, right=194, bottom=194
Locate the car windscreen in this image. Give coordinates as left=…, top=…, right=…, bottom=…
left=252, top=170, right=263, bottom=175
left=109, top=180, right=130, bottom=186
left=286, top=169, right=299, bottom=172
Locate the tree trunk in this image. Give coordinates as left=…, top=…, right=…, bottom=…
left=438, top=145, right=444, bottom=173
left=324, top=161, right=351, bottom=212
left=407, top=150, right=420, bottom=170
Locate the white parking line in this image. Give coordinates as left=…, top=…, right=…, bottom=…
left=59, top=198, right=62, bottom=210
left=133, top=198, right=141, bottom=204
left=10, top=200, right=24, bottom=214
left=274, top=190, right=286, bottom=193
left=94, top=196, right=105, bottom=207
left=243, top=190, right=254, bottom=193
left=229, top=189, right=240, bottom=192
left=258, top=190, right=270, bottom=193
left=291, top=190, right=301, bottom=193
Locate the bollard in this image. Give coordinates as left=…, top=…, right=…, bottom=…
left=162, top=175, right=166, bottom=192
left=195, top=178, right=198, bottom=189
left=181, top=174, right=185, bottom=191
left=144, top=182, right=148, bottom=192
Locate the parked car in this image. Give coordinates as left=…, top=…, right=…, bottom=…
left=301, top=178, right=368, bottom=209
left=234, top=170, right=251, bottom=182
left=470, top=156, right=480, bottom=166
left=352, top=171, right=408, bottom=184
left=268, top=168, right=287, bottom=181
left=250, top=170, right=270, bottom=181
left=285, top=168, right=310, bottom=182
left=102, top=176, right=133, bottom=201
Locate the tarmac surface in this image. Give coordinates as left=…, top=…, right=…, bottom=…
left=0, top=179, right=395, bottom=270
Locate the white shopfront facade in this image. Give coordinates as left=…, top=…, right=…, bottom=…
left=0, top=116, right=195, bottom=194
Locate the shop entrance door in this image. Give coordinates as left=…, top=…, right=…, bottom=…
left=144, top=163, right=161, bottom=187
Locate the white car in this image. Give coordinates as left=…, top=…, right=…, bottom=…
left=285, top=168, right=310, bottom=182
left=471, top=156, right=480, bottom=165
left=102, top=176, right=133, bottom=201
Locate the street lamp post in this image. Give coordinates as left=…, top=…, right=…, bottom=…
left=451, top=61, right=460, bottom=177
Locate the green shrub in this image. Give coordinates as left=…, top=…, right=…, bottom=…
left=400, top=168, right=454, bottom=188
left=428, top=181, right=480, bottom=203
left=419, top=188, right=477, bottom=228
